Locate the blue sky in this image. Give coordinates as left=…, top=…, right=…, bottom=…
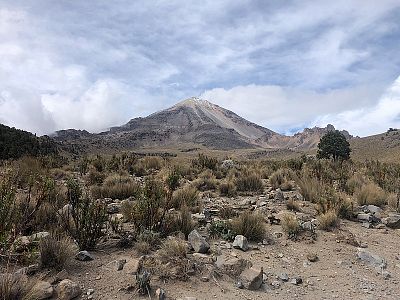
left=0, top=0, right=400, bottom=136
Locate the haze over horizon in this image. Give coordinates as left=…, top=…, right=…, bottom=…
left=1, top=1, right=400, bottom=137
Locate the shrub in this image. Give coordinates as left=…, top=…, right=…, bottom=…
left=86, top=168, right=105, bottom=185
left=295, top=173, right=324, bottom=203
left=157, top=237, right=187, bottom=262
left=0, top=273, right=32, bottom=300
left=317, top=210, right=339, bottom=231
left=135, top=241, right=152, bottom=255
left=219, top=206, right=237, bottom=219
left=317, top=130, right=351, bottom=161
left=39, top=234, right=74, bottom=270
left=208, top=220, right=236, bottom=241
left=61, top=179, right=108, bottom=250
left=174, top=206, right=194, bottom=238
left=194, top=170, right=217, bottom=191
left=388, top=193, right=400, bottom=212
left=355, top=183, right=387, bottom=207
left=231, top=211, right=265, bottom=241
left=235, top=173, right=263, bottom=193
left=269, top=169, right=294, bottom=191
left=131, top=178, right=167, bottom=232
left=219, top=181, right=237, bottom=197
left=141, top=156, right=163, bottom=171
left=286, top=199, right=301, bottom=212
left=172, top=186, right=199, bottom=208
left=345, top=174, right=365, bottom=195
left=91, top=175, right=141, bottom=200
left=192, top=153, right=218, bottom=170
left=281, top=214, right=302, bottom=239
left=0, top=175, right=17, bottom=251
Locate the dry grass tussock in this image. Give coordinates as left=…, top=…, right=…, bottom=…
left=269, top=168, right=294, bottom=191
left=231, top=211, right=265, bottom=241
left=317, top=210, right=339, bottom=231
left=172, top=186, right=199, bottom=208
left=0, top=272, right=34, bottom=300
left=235, top=169, right=263, bottom=193
left=281, top=214, right=301, bottom=238
left=91, top=174, right=141, bottom=200
left=39, top=234, right=75, bottom=270
left=355, top=182, right=387, bottom=207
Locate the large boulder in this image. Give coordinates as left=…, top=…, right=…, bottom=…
left=238, top=267, right=263, bottom=290
left=232, top=235, right=249, bottom=251
left=56, top=279, right=81, bottom=300
left=188, top=230, right=210, bottom=253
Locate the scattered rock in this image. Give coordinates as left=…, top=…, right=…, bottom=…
left=87, top=289, right=95, bottom=295
left=382, top=214, right=400, bottom=229
left=107, top=203, right=121, bottom=214
left=215, top=254, right=249, bottom=277
left=56, top=279, right=82, bottom=300
left=232, top=235, right=249, bottom=251
left=289, top=277, right=303, bottom=285
left=156, top=288, right=166, bottom=300
left=107, top=259, right=127, bottom=271
left=274, top=189, right=284, bottom=202
left=366, top=205, right=383, bottom=214
left=271, top=280, right=281, bottom=288
left=239, top=267, right=263, bottom=290
left=188, top=230, right=210, bottom=253
left=362, top=222, right=371, bottom=229
left=306, top=253, right=318, bottom=262
left=75, top=251, right=93, bottom=261
left=357, top=248, right=387, bottom=269
left=278, top=273, right=289, bottom=282
left=30, top=232, right=50, bottom=241
left=357, top=213, right=372, bottom=223
left=30, top=281, right=54, bottom=299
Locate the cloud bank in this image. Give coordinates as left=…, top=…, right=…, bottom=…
left=0, top=1, right=399, bottom=136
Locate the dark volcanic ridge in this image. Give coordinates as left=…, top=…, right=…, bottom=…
left=54, top=97, right=353, bottom=152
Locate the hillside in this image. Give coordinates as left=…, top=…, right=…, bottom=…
left=0, top=124, right=58, bottom=160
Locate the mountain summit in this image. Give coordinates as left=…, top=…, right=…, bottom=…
left=55, top=97, right=352, bottom=152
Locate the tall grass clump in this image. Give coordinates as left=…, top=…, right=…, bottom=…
left=231, top=211, right=265, bottom=241
left=91, top=174, right=141, bottom=200
left=219, top=180, right=237, bottom=197
left=281, top=214, right=302, bottom=239
left=355, top=182, right=387, bottom=207
left=269, top=169, right=294, bottom=191
left=317, top=210, right=339, bottom=231
left=39, top=234, right=75, bottom=270
left=235, top=170, right=263, bottom=193
left=172, top=186, right=199, bottom=208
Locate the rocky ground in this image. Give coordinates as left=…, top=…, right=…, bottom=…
left=6, top=184, right=400, bottom=300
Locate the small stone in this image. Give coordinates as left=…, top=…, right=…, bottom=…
left=289, top=277, right=303, bottom=285
left=107, top=259, right=126, bottom=271
left=239, top=267, right=263, bottom=290
left=56, top=279, right=81, bottom=300
left=362, top=222, right=371, bottom=229
left=306, top=253, right=318, bottom=262
left=278, top=273, right=289, bottom=282
left=156, top=288, right=166, bottom=300
left=30, top=232, right=50, bottom=241
left=357, top=213, right=372, bottom=223
left=75, top=251, right=93, bottom=261
left=232, top=235, right=249, bottom=251
left=382, top=214, right=400, bottom=229
left=271, top=280, right=281, bottom=288
left=188, top=230, right=210, bottom=253
left=236, top=281, right=244, bottom=289
left=87, top=289, right=95, bottom=295
left=274, top=189, right=284, bottom=201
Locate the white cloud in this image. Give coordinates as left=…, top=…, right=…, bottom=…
left=313, top=76, right=400, bottom=136
left=201, top=84, right=383, bottom=135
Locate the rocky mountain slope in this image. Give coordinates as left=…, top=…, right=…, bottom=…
left=54, top=97, right=354, bottom=152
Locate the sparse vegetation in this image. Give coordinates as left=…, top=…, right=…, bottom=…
left=39, top=234, right=74, bottom=270
left=281, top=214, right=302, bottom=239
left=317, top=210, right=339, bottom=231
left=231, top=211, right=265, bottom=241
left=172, top=186, right=199, bottom=208
left=355, top=182, right=387, bottom=207
left=235, top=171, right=263, bottom=193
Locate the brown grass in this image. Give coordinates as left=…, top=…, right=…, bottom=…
left=0, top=273, right=32, bottom=300
left=281, top=214, right=301, bottom=238
left=286, top=198, right=301, bottom=212
left=317, top=210, right=339, bottom=231
left=231, top=211, right=265, bottom=241
left=355, top=182, right=387, bottom=207
left=39, top=234, right=75, bottom=270
left=388, top=193, right=399, bottom=212
left=235, top=172, right=263, bottom=193
left=157, top=237, right=188, bottom=262
left=172, top=186, right=199, bottom=208
left=219, top=180, right=237, bottom=197
left=91, top=174, right=141, bottom=200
